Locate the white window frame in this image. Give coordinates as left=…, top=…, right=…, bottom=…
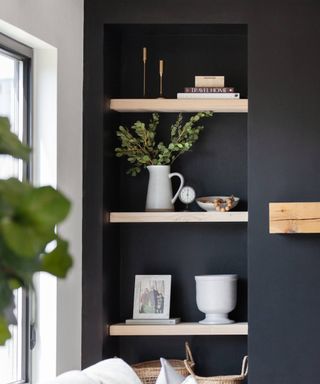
left=0, top=13, right=83, bottom=382
left=0, top=28, right=59, bottom=384
left=0, top=32, right=33, bottom=384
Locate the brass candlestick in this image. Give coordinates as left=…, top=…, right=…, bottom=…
left=158, top=59, right=164, bottom=98
left=143, top=47, right=147, bottom=97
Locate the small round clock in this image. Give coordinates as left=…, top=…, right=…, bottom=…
left=179, top=185, right=196, bottom=210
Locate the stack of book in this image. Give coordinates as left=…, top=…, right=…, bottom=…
left=177, top=76, right=240, bottom=99
left=125, top=318, right=181, bottom=325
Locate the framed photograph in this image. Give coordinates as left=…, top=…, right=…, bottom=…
left=133, top=275, right=171, bottom=319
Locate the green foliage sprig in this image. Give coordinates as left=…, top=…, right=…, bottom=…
left=0, top=117, right=72, bottom=344
left=115, top=111, right=213, bottom=175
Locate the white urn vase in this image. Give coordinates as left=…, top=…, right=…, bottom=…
left=195, top=275, right=237, bottom=324
left=145, top=165, right=184, bottom=211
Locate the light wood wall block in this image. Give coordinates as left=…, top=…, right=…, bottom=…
left=269, top=202, right=320, bottom=233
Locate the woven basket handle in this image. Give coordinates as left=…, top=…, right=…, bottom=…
left=240, top=356, right=248, bottom=376
left=184, top=359, right=196, bottom=376
left=185, top=342, right=195, bottom=365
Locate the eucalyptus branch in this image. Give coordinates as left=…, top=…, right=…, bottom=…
left=115, top=111, right=213, bottom=175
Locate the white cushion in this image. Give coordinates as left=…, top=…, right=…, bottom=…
left=41, top=370, right=98, bottom=384
left=83, top=358, right=142, bottom=384
left=180, top=377, right=197, bottom=384
left=41, top=358, right=142, bottom=384
left=155, top=358, right=197, bottom=384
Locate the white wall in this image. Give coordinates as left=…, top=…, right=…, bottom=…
left=0, top=0, right=83, bottom=380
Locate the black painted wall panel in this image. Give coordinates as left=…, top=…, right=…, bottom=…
left=116, top=25, right=247, bottom=99
left=248, top=5, right=320, bottom=383
left=119, top=224, right=247, bottom=323
left=83, top=1, right=320, bottom=382
left=101, top=24, right=248, bottom=374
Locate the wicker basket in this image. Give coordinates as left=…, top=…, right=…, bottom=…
left=184, top=355, right=248, bottom=384
left=132, top=342, right=195, bottom=384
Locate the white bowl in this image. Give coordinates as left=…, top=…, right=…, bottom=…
left=195, top=275, right=238, bottom=324
left=196, top=196, right=239, bottom=212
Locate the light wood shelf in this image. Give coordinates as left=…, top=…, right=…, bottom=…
left=109, top=98, right=248, bottom=113
left=108, top=211, right=248, bottom=223
left=270, top=202, right=320, bottom=233
left=108, top=322, right=248, bottom=336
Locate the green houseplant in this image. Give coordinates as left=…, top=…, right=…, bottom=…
left=0, top=117, right=72, bottom=344
left=115, top=111, right=213, bottom=176
left=115, top=112, right=213, bottom=211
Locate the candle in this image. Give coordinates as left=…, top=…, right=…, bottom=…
left=143, top=47, right=147, bottom=62
left=159, top=60, right=164, bottom=75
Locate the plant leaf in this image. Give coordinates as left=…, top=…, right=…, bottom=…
left=115, top=111, right=213, bottom=174
left=21, top=186, right=71, bottom=228
left=0, top=218, right=51, bottom=258
left=0, top=178, right=31, bottom=217
left=0, top=315, right=11, bottom=345
left=0, top=180, right=70, bottom=258
left=0, top=117, right=31, bottom=161
left=0, top=278, right=13, bottom=313
left=0, top=239, right=41, bottom=286
left=41, top=239, right=73, bottom=278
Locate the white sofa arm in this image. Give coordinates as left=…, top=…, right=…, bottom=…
left=40, top=358, right=142, bottom=384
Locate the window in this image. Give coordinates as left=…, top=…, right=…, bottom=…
left=0, top=34, right=32, bottom=384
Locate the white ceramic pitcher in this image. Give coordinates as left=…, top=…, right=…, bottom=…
left=145, top=165, right=184, bottom=211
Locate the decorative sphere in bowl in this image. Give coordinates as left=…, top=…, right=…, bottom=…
left=196, top=196, right=239, bottom=212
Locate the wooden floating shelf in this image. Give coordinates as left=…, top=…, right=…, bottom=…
left=109, top=322, right=248, bottom=336
left=109, top=98, right=248, bottom=113
left=109, top=211, right=249, bottom=223
left=270, top=202, right=320, bottom=233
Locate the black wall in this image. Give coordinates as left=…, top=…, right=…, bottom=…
left=102, top=23, right=248, bottom=375
left=83, top=1, right=320, bottom=383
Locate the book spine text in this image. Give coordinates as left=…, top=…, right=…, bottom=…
left=177, top=93, right=240, bottom=99
left=184, top=87, right=234, bottom=93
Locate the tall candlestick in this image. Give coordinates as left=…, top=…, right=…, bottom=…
left=143, top=47, right=147, bottom=97
left=159, top=59, right=164, bottom=98
left=159, top=59, right=164, bottom=75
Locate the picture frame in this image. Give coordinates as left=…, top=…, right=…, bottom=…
left=133, top=275, right=171, bottom=319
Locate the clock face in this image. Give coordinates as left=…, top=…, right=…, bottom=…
left=179, top=186, right=196, bottom=204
